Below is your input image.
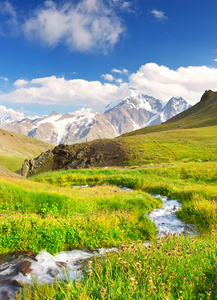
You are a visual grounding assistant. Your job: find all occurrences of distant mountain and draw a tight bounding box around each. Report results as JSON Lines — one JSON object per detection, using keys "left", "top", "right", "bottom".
{"left": 164, "top": 90, "right": 217, "bottom": 128}
{"left": 121, "top": 90, "right": 217, "bottom": 138}
{"left": 0, "top": 94, "right": 191, "bottom": 145}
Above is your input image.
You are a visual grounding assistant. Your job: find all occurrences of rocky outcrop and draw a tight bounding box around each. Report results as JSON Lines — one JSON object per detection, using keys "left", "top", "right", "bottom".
{"left": 21, "top": 139, "right": 128, "bottom": 176}
{"left": 52, "top": 140, "right": 127, "bottom": 170}
{"left": 21, "top": 150, "right": 54, "bottom": 177}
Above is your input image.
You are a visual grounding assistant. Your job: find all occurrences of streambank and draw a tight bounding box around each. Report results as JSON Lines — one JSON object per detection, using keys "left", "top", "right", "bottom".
{"left": 0, "top": 194, "right": 197, "bottom": 300}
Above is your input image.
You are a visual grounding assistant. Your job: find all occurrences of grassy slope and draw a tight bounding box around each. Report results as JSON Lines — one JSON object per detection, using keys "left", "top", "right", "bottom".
{"left": 116, "top": 125, "right": 217, "bottom": 166}
{"left": 0, "top": 129, "right": 53, "bottom": 172}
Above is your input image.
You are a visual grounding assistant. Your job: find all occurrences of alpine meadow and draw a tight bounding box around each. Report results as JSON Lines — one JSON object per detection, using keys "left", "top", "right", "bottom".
{"left": 0, "top": 90, "right": 216, "bottom": 299}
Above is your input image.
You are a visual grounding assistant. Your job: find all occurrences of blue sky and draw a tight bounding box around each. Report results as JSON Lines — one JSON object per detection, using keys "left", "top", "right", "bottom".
{"left": 1, "top": 0, "right": 217, "bottom": 118}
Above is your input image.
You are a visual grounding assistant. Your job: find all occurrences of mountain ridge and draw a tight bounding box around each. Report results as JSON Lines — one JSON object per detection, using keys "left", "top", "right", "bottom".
{"left": 0, "top": 94, "right": 191, "bottom": 145}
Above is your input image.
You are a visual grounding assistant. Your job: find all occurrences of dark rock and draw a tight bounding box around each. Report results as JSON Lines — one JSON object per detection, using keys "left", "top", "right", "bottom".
{"left": 21, "top": 150, "right": 54, "bottom": 177}
{"left": 52, "top": 139, "right": 127, "bottom": 171}
{"left": 15, "top": 260, "right": 32, "bottom": 276}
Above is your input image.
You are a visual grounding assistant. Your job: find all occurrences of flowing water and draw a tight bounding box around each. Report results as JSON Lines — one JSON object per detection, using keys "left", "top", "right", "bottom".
{"left": 150, "top": 195, "right": 197, "bottom": 237}
{"left": 0, "top": 194, "right": 196, "bottom": 300}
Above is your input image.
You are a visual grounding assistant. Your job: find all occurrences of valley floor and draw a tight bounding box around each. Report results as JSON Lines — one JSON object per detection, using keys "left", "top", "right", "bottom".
{"left": 0, "top": 161, "right": 216, "bottom": 299}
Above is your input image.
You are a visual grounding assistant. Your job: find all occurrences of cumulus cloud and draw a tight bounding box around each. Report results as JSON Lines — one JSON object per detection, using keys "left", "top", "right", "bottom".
{"left": 23, "top": 0, "right": 125, "bottom": 52}
{"left": 111, "top": 68, "right": 128, "bottom": 74}
{"left": 101, "top": 74, "right": 115, "bottom": 81}
{"left": 13, "top": 79, "right": 29, "bottom": 86}
{"left": 129, "top": 63, "right": 217, "bottom": 103}
{"left": 151, "top": 9, "right": 167, "bottom": 21}
{"left": 2, "top": 63, "right": 217, "bottom": 113}
{"left": 0, "top": 105, "right": 24, "bottom": 119}
{"left": 101, "top": 73, "right": 124, "bottom": 83}
{"left": 0, "top": 76, "right": 131, "bottom": 111}
{"left": 214, "top": 59, "right": 217, "bottom": 62}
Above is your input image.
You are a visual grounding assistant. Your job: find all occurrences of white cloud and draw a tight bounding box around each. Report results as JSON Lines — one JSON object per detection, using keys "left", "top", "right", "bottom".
{"left": 0, "top": 105, "right": 24, "bottom": 119}
{"left": 23, "top": 0, "right": 125, "bottom": 52}
{"left": 151, "top": 9, "right": 167, "bottom": 21}
{"left": 2, "top": 63, "right": 217, "bottom": 113}
{"left": 101, "top": 74, "right": 115, "bottom": 81}
{"left": 129, "top": 63, "right": 217, "bottom": 104}
{"left": 0, "top": 76, "right": 131, "bottom": 111}
{"left": 0, "top": 76, "right": 8, "bottom": 81}
{"left": 214, "top": 59, "right": 217, "bottom": 62}
{"left": 13, "top": 79, "right": 29, "bottom": 86}
{"left": 111, "top": 0, "right": 133, "bottom": 11}
{"left": 0, "top": 1, "right": 18, "bottom": 35}
{"left": 101, "top": 73, "right": 124, "bottom": 83}
{"left": 111, "top": 68, "right": 128, "bottom": 74}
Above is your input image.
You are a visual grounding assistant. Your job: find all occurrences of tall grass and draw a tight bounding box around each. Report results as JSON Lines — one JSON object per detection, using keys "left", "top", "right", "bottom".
{"left": 32, "top": 161, "right": 217, "bottom": 233}
{"left": 0, "top": 161, "right": 216, "bottom": 299}
{"left": 0, "top": 178, "right": 161, "bottom": 254}
{"left": 16, "top": 233, "right": 217, "bottom": 300}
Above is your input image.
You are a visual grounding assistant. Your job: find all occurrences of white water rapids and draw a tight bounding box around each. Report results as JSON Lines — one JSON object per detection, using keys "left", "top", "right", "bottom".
{"left": 0, "top": 194, "right": 197, "bottom": 300}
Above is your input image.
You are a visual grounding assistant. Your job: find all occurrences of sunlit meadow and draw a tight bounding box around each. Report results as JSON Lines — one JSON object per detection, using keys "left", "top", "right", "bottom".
{"left": 0, "top": 160, "right": 215, "bottom": 299}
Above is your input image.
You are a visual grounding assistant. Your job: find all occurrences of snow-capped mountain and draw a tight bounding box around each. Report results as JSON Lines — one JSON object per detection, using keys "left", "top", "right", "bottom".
{"left": 0, "top": 95, "right": 191, "bottom": 145}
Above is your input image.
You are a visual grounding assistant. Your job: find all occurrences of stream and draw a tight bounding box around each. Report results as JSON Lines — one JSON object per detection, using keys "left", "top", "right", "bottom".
{"left": 0, "top": 194, "right": 197, "bottom": 300}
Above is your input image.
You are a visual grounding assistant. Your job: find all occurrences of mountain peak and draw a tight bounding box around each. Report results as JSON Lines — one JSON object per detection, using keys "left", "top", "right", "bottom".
{"left": 48, "top": 111, "right": 60, "bottom": 117}
{"left": 102, "top": 94, "right": 163, "bottom": 114}
{"left": 169, "top": 96, "right": 185, "bottom": 101}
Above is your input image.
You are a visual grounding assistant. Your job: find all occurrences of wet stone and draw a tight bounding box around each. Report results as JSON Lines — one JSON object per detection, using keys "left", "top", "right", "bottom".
{"left": 15, "top": 260, "right": 32, "bottom": 276}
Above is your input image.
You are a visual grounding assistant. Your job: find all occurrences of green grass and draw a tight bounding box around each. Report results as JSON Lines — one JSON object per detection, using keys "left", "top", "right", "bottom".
{"left": 1, "top": 160, "right": 216, "bottom": 256}
{"left": 0, "top": 155, "right": 26, "bottom": 172}
{"left": 0, "top": 177, "right": 161, "bottom": 254}
{"left": 117, "top": 125, "right": 217, "bottom": 166}
{"left": 0, "top": 162, "right": 215, "bottom": 300}
{"left": 16, "top": 234, "right": 217, "bottom": 300}
{"left": 0, "top": 129, "right": 52, "bottom": 172}
{"left": 33, "top": 161, "right": 217, "bottom": 233}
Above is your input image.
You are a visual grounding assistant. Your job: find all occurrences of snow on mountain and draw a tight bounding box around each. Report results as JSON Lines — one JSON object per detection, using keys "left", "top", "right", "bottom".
{"left": 102, "top": 94, "right": 163, "bottom": 114}
{"left": 0, "top": 94, "right": 191, "bottom": 145}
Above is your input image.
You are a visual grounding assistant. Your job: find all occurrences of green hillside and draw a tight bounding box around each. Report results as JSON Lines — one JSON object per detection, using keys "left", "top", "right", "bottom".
{"left": 29, "top": 122, "right": 216, "bottom": 175}
{"left": 0, "top": 128, "right": 53, "bottom": 173}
